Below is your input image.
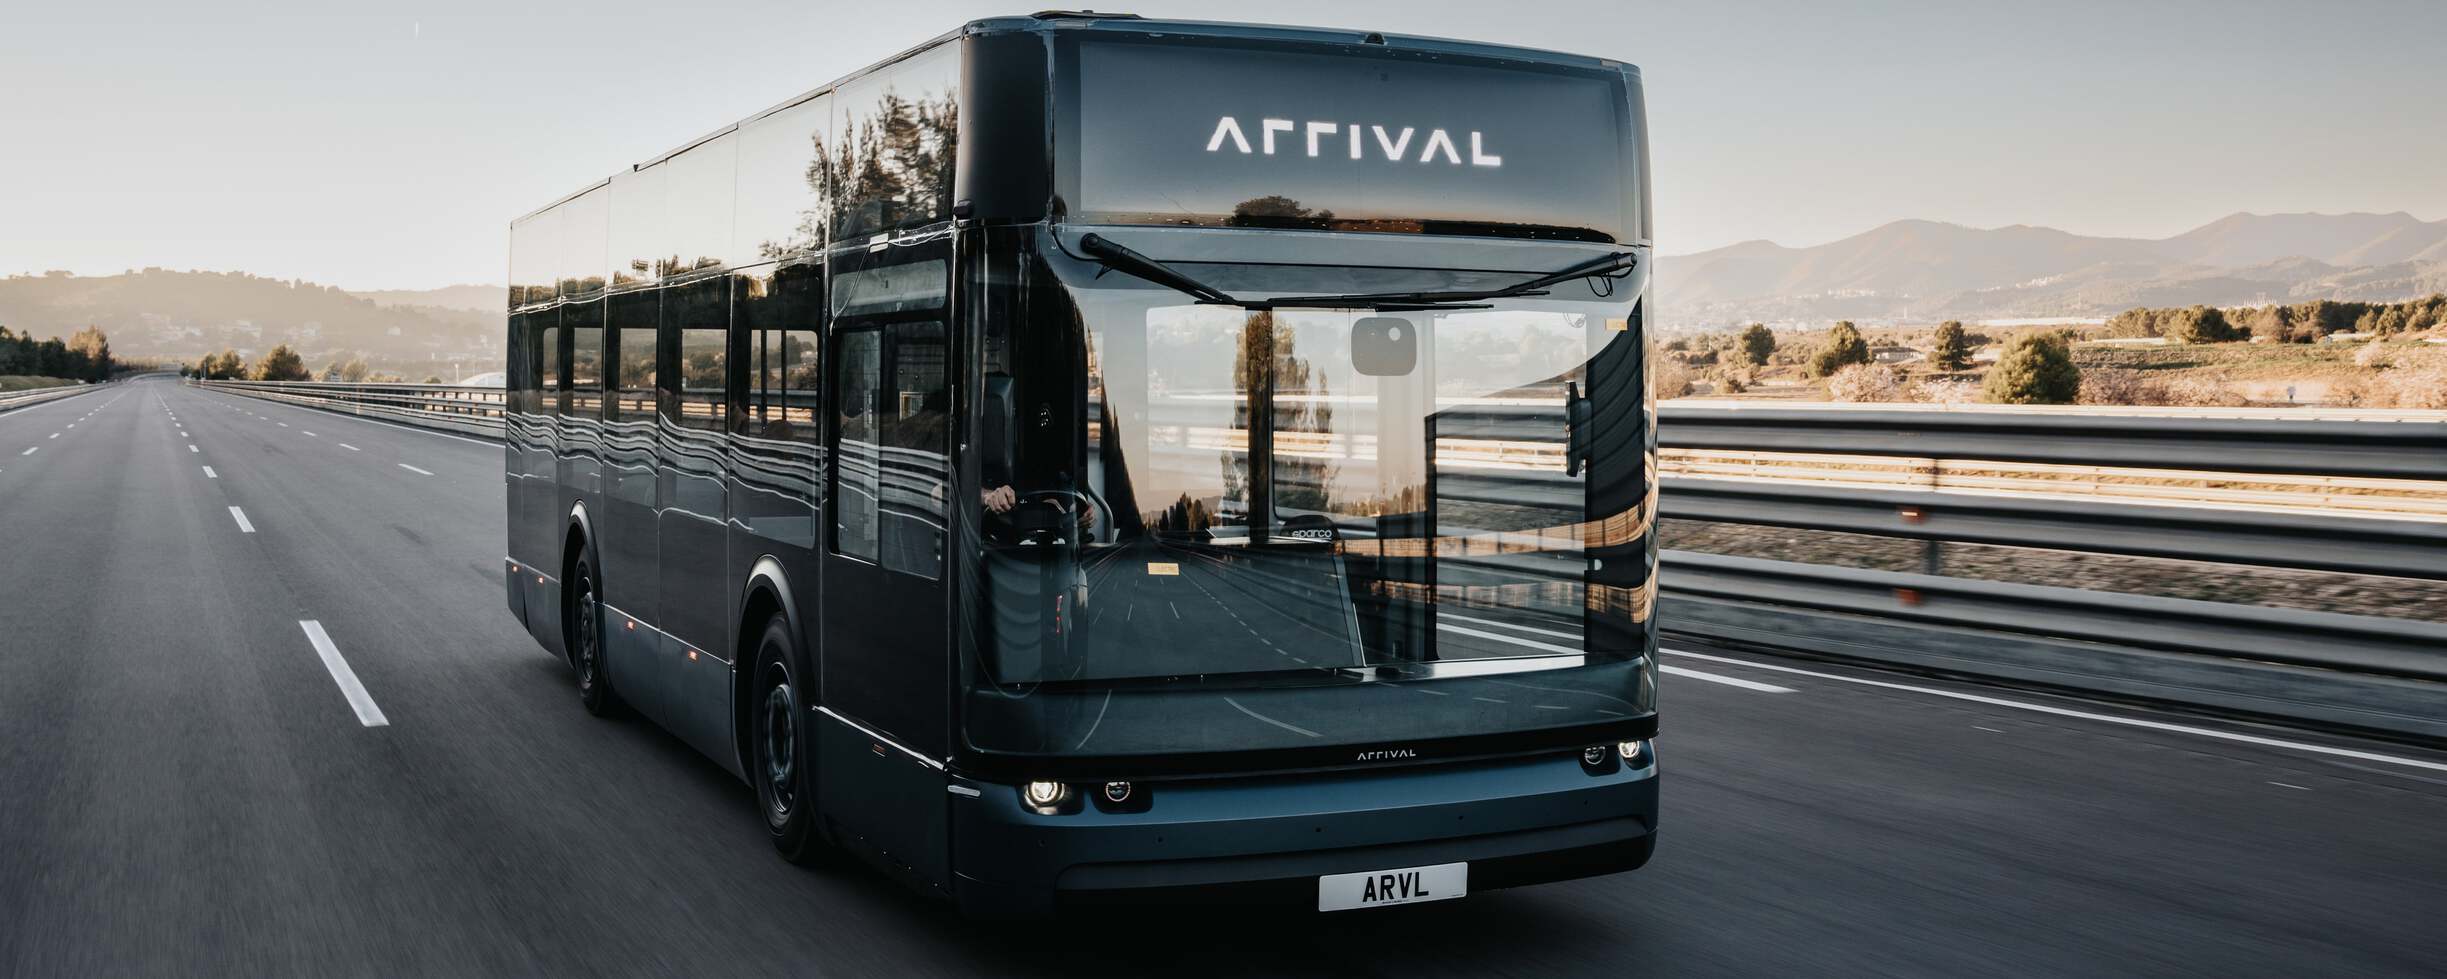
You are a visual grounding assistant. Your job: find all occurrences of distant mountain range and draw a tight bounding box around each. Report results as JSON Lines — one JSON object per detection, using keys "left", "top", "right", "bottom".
{"left": 1658, "top": 211, "right": 2447, "bottom": 332}
{"left": 0, "top": 270, "right": 503, "bottom": 374}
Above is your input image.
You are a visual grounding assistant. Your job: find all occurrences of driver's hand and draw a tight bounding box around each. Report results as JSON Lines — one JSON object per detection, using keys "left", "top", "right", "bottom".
{"left": 983, "top": 485, "right": 1016, "bottom": 513}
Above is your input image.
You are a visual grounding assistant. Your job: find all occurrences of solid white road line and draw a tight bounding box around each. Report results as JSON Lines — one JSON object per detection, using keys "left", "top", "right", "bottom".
{"left": 1659, "top": 664, "right": 1797, "bottom": 693}
{"left": 228, "top": 506, "right": 255, "bottom": 532}
{"left": 338, "top": 443, "right": 360, "bottom": 451}
{"left": 299, "top": 620, "right": 390, "bottom": 728}
{"left": 1663, "top": 648, "right": 2447, "bottom": 774}
{"left": 202, "top": 466, "right": 218, "bottom": 479}
{"left": 397, "top": 463, "right": 433, "bottom": 476}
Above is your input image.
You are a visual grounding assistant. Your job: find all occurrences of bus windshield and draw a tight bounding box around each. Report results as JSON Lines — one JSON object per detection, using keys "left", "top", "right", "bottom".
{"left": 978, "top": 250, "right": 1651, "bottom": 693}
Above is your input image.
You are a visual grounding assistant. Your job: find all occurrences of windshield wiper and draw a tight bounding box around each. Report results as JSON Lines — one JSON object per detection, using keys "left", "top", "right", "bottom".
{"left": 1076, "top": 233, "right": 1239, "bottom": 305}
{"left": 1076, "top": 233, "right": 1490, "bottom": 311}
{"left": 1265, "top": 250, "right": 1638, "bottom": 309}
{"left": 1075, "top": 233, "right": 1636, "bottom": 312}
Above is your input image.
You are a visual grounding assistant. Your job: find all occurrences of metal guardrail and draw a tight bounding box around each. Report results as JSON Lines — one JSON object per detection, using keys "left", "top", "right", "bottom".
{"left": 1664, "top": 551, "right": 2447, "bottom": 683}
{"left": 197, "top": 379, "right": 505, "bottom": 437}
{"left": 1656, "top": 402, "right": 2447, "bottom": 480}
{"left": 0, "top": 383, "right": 96, "bottom": 413}
{"left": 202, "top": 379, "right": 2447, "bottom": 686}
{"left": 1658, "top": 478, "right": 2447, "bottom": 581}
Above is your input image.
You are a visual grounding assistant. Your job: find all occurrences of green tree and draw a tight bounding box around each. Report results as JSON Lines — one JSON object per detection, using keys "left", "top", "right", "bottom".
{"left": 1737, "top": 323, "right": 1775, "bottom": 367}
{"left": 253, "top": 344, "right": 309, "bottom": 381}
{"left": 1808, "top": 321, "right": 1870, "bottom": 377}
{"left": 201, "top": 349, "right": 247, "bottom": 380}
{"left": 1931, "top": 320, "right": 1972, "bottom": 371}
{"left": 65, "top": 326, "right": 111, "bottom": 381}
{"left": 2168, "top": 305, "right": 2242, "bottom": 343}
{"left": 1981, "top": 333, "right": 2081, "bottom": 404}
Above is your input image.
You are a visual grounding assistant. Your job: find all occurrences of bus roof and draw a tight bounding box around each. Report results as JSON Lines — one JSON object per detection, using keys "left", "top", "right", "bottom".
{"left": 515, "top": 13, "right": 1640, "bottom": 227}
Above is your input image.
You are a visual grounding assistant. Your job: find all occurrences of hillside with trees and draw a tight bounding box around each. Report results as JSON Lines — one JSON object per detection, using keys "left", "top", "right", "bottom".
{"left": 1657, "top": 293, "right": 2447, "bottom": 408}
{"left": 0, "top": 269, "right": 501, "bottom": 381}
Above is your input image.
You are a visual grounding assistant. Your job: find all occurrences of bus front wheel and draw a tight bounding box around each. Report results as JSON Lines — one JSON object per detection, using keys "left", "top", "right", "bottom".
{"left": 753, "top": 615, "right": 824, "bottom": 864}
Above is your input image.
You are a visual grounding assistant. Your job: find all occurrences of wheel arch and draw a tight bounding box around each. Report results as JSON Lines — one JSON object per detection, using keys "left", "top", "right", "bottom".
{"left": 734, "top": 555, "right": 806, "bottom": 776}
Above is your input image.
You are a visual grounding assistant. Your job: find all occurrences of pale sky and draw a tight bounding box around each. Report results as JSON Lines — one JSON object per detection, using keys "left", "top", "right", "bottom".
{"left": 4, "top": 0, "right": 2442, "bottom": 289}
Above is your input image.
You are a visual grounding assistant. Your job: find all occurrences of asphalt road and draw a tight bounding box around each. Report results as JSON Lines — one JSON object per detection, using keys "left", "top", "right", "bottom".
{"left": 3, "top": 376, "right": 2444, "bottom": 977}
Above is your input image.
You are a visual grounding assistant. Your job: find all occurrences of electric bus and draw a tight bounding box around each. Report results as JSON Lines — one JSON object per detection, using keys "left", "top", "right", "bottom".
{"left": 504, "top": 12, "right": 1658, "bottom": 916}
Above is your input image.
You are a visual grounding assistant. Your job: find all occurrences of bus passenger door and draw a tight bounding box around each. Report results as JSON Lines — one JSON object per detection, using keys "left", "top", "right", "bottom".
{"left": 819, "top": 249, "right": 952, "bottom": 889}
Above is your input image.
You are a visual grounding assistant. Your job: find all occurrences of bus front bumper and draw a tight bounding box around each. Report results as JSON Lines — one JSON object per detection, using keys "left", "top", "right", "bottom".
{"left": 947, "top": 748, "right": 1657, "bottom": 917}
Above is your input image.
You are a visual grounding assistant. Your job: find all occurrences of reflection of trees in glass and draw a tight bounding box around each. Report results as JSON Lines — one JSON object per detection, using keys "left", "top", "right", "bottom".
{"left": 816, "top": 90, "right": 958, "bottom": 241}
{"left": 1228, "top": 196, "right": 1334, "bottom": 231}
{"left": 1148, "top": 493, "right": 1219, "bottom": 534}
{"left": 684, "top": 349, "right": 724, "bottom": 389}
{"left": 1227, "top": 312, "right": 1338, "bottom": 515}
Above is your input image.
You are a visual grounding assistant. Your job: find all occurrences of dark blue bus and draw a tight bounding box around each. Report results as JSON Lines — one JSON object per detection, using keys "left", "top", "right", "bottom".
{"left": 504, "top": 12, "right": 1657, "bottom": 916}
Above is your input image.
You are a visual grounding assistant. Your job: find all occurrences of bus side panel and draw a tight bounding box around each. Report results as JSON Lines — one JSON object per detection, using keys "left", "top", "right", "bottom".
{"left": 816, "top": 711, "right": 950, "bottom": 894}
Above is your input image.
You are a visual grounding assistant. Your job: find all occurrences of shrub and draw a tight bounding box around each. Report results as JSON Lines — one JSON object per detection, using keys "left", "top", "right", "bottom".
{"left": 1808, "top": 321, "right": 1871, "bottom": 377}
{"left": 2079, "top": 368, "right": 2151, "bottom": 405}
{"left": 1980, "top": 333, "right": 2080, "bottom": 404}
{"left": 1737, "top": 323, "right": 1775, "bottom": 367}
{"left": 1711, "top": 365, "right": 1753, "bottom": 394}
{"left": 1825, "top": 363, "right": 1914, "bottom": 402}
{"left": 1653, "top": 361, "right": 1696, "bottom": 400}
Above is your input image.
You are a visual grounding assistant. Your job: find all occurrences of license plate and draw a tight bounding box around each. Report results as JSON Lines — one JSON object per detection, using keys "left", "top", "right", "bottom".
{"left": 1317, "top": 862, "right": 1467, "bottom": 912}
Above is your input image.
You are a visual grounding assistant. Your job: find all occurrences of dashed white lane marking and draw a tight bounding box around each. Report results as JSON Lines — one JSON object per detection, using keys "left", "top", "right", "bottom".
{"left": 228, "top": 506, "right": 256, "bottom": 533}
{"left": 1659, "top": 664, "right": 1797, "bottom": 693}
{"left": 202, "top": 466, "right": 218, "bottom": 479}
{"left": 277, "top": 422, "right": 289, "bottom": 428}
{"left": 301, "top": 431, "right": 316, "bottom": 437}
{"left": 397, "top": 463, "right": 433, "bottom": 476}
{"left": 19, "top": 447, "right": 34, "bottom": 456}
{"left": 1663, "top": 648, "right": 2447, "bottom": 774}
{"left": 188, "top": 445, "right": 199, "bottom": 453}
{"left": 299, "top": 620, "right": 389, "bottom": 728}
{"left": 338, "top": 443, "right": 360, "bottom": 451}
{"left": 1974, "top": 725, "right": 2006, "bottom": 733}
{"left": 47, "top": 433, "right": 58, "bottom": 439}
{"left": 2269, "top": 781, "right": 2311, "bottom": 791}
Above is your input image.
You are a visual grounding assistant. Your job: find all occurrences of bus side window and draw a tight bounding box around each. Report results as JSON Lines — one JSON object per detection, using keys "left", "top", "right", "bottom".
{"left": 833, "top": 329, "right": 882, "bottom": 563}
{"left": 741, "top": 262, "right": 822, "bottom": 442}
{"left": 880, "top": 320, "right": 947, "bottom": 579}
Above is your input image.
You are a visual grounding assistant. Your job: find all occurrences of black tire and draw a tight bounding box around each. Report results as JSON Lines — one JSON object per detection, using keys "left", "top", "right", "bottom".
{"left": 570, "top": 557, "right": 621, "bottom": 717}
{"left": 752, "top": 614, "right": 825, "bottom": 864}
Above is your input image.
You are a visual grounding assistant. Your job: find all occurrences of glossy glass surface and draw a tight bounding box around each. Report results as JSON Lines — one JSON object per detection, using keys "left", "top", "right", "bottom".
{"left": 830, "top": 44, "right": 959, "bottom": 239}
{"left": 1064, "top": 36, "right": 1636, "bottom": 243}
{"left": 734, "top": 95, "right": 832, "bottom": 262}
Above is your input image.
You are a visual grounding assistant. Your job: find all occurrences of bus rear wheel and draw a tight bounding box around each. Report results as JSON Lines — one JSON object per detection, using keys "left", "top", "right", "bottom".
{"left": 570, "top": 558, "right": 621, "bottom": 717}
{"left": 753, "top": 615, "right": 824, "bottom": 864}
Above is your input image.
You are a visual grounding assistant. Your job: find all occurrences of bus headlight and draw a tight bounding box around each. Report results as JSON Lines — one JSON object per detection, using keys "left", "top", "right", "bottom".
{"left": 1021, "top": 781, "right": 1069, "bottom": 813}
